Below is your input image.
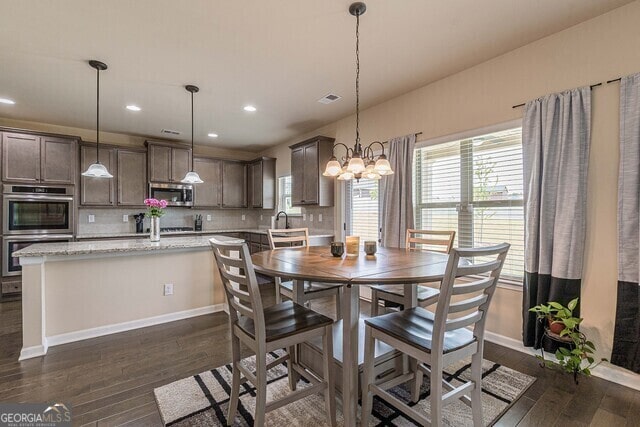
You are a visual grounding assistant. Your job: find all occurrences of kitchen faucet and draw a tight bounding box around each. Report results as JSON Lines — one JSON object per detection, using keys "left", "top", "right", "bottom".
{"left": 275, "top": 211, "right": 290, "bottom": 229}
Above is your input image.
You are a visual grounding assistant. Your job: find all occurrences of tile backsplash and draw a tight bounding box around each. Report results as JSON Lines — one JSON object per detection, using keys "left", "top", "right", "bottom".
{"left": 77, "top": 206, "right": 335, "bottom": 235}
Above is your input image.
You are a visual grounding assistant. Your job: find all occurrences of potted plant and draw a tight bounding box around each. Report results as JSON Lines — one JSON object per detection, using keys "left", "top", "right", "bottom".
{"left": 529, "top": 298, "right": 607, "bottom": 384}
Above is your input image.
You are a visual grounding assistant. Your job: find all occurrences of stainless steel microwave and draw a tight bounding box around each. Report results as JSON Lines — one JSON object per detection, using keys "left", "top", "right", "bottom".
{"left": 148, "top": 183, "right": 194, "bottom": 207}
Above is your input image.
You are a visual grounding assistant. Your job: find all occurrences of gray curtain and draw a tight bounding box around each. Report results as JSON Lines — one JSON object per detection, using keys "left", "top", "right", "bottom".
{"left": 521, "top": 87, "right": 592, "bottom": 349}
{"left": 380, "top": 133, "right": 416, "bottom": 248}
{"left": 612, "top": 72, "right": 640, "bottom": 373}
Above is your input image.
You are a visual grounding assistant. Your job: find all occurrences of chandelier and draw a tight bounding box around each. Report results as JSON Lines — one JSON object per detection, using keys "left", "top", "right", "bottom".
{"left": 323, "top": 2, "right": 393, "bottom": 181}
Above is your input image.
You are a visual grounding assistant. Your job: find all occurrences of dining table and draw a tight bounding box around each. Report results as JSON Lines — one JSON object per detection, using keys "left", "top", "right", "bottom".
{"left": 251, "top": 244, "right": 455, "bottom": 426}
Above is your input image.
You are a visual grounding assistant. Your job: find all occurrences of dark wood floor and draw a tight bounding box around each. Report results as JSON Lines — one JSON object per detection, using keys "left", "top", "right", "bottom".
{"left": 1, "top": 290, "right": 638, "bottom": 426}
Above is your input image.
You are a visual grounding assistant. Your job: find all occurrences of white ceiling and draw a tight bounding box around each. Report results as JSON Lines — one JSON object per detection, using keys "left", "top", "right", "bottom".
{"left": 0, "top": 0, "right": 632, "bottom": 152}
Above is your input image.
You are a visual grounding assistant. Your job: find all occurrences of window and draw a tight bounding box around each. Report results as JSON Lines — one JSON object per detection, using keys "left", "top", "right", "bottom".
{"left": 346, "top": 179, "right": 380, "bottom": 242}
{"left": 277, "top": 176, "right": 301, "bottom": 215}
{"left": 414, "top": 127, "right": 524, "bottom": 281}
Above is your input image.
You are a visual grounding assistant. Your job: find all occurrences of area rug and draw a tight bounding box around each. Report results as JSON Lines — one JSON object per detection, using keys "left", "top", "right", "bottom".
{"left": 154, "top": 351, "right": 535, "bottom": 426}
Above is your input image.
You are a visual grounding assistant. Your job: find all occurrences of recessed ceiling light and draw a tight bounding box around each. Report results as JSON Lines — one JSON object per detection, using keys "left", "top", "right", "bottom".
{"left": 0, "top": 98, "right": 15, "bottom": 105}
{"left": 243, "top": 105, "right": 257, "bottom": 112}
{"left": 126, "top": 105, "right": 141, "bottom": 111}
{"left": 208, "top": 133, "right": 218, "bottom": 138}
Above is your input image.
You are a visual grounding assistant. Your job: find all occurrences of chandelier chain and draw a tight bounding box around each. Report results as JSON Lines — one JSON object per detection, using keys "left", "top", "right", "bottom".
{"left": 355, "top": 11, "right": 360, "bottom": 149}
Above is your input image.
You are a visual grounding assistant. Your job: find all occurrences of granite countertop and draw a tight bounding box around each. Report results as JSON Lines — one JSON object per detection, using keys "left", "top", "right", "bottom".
{"left": 13, "top": 235, "right": 246, "bottom": 258}
{"left": 76, "top": 229, "right": 335, "bottom": 239}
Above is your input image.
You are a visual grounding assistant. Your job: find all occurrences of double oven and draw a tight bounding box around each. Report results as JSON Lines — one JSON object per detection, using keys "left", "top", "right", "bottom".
{"left": 2, "top": 184, "right": 74, "bottom": 278}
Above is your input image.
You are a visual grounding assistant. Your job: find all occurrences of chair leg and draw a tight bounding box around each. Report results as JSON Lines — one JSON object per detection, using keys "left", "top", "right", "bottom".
{"left": 470, "top": 351, "right": 483, "bottom": 426}
{"left": 371, "top": 290, "right": 379, "bottom": 316}
{"left": 361, "top": 325, "right": 375, "bottom": 426}
{"left": 227, "top": 335, "right": 241, "bottom": 426}
{"left": 287, "top": 345, "right": 298, "bottom": 391}
{"left": 335, "top": 289, "right": 342, "bottom": 320}
{"left": 409, "top": 357, "right": 422, "bottom": 403}
{"left": 322, "top": 325, "right": 337, "bottom": 427}
{"left": 275, "top": 277, "right": 282, "bottom": 304}
{"left": 430, "top": 360, "right": 443, "bottom": 427}
{"left": 254, "top": 352, "right": 267, "bottom": 427}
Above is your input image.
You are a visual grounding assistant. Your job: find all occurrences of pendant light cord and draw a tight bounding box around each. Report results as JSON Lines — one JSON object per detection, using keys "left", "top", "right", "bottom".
{"left": 96, "top": 67, "right": 100, "bottom": 164}
{"left": 191, "top": 89, "right": 194, "bottom": 171}
{"left": 355, "top": 11, "right": 361, "bottom": 152}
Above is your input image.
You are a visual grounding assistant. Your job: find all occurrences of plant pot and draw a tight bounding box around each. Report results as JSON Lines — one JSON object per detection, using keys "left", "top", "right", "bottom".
{"left": 548, "top": 317, "right": 565, "bottom": 335}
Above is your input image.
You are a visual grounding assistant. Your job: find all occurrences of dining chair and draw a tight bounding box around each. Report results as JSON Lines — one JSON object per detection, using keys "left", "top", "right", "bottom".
{"left": 267, "top": 228, "right": 342, "bottom": 319}
{"left": 361, "top": 242, "right": 510, "bottom": 426}
{"left": 210, "top": 238, "right": 336, "bottom": 427}
{"left": 370, "top": 229, "right": 456, "bottom": 316}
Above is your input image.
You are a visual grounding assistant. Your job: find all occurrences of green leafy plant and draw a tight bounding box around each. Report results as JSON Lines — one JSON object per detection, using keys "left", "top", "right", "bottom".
{"left": 529, "top": 298, "right": 607, "bottom": 383}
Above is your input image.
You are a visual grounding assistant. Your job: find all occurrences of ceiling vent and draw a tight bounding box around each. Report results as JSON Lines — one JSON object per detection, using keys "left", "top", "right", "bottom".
{"left": 318, "top": 93, "right": 342, "bottom": 104}
{"left": 160, "top": 129, "right": 181, "bottom": 136}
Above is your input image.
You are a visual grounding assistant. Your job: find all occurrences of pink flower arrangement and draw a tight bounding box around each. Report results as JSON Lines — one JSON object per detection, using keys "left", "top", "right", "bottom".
{"left": 144, "top": 198, "right": 168, "bottom": 217}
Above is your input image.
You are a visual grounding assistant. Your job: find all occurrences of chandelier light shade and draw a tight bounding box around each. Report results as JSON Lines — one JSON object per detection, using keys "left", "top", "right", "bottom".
{"left": 82, "top": 60, "right": 113, "bottom": 179}
{"left": 322, "top": 2, "right": 394, "bottom": 182}
{"left": 181, "top": 85, "right": 204, "bottom": 184}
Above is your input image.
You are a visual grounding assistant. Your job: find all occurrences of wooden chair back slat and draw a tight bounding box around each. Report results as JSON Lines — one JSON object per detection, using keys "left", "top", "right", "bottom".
{"left": 405, "top": 229, "right": 455, "bottom": 253}
{"left": 268, "top": 228, "right": 310, "bottom": 249}
{"left": 432, "top": 243, "right": 510, "bottom": 352}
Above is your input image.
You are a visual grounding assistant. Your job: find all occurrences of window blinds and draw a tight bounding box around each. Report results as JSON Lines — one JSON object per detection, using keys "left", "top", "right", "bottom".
{"left": 414, "top": 128, "right": 524, "bottom": 281}
{"left": 345, "top": 179, "right": 380, "bottom": 242}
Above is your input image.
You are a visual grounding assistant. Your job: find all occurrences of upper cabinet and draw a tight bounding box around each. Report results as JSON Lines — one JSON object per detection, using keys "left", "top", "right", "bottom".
{"left": 146, "top": 141, "right": 191, "bottom": 183}
{"left": 221, "top": 160, "right": 247, "bottom": 208}
{"left": 80, "top": 144, "right": 116, "bottom": 206}
{"left": 117, "top": 148, "right": 147, "bottom": 206}
{"left": 2, "top": 132, "right": 77, "bottom": 184}
{"left": 248, "top": 157, "right": 276, "bottom": 209}
{"left": 193, "top": 157, "right": 222, "bottom": 208}
{"left": 290, "top": 135, "right": 334, "bottom": 207}
{"left": 80, "top": 144, "right": 147, "bottom": 207}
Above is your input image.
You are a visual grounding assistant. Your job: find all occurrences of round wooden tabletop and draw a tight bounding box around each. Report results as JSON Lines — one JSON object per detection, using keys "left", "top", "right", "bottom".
{"left": 251, "top": 245, "right": 452, "bottom": 285}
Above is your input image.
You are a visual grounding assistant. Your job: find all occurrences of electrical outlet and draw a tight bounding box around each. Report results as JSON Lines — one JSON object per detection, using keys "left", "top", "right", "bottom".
{"left": 122, "top": 214, "right": 128, "bottom": 223}
{"left": 303, "top": 213, "right": 307, "bottom": 221}
{"left": 88, "top": 214, "right": 95, "bottom": 223}
{"left": 206, "top": 214, "right": 212, "bottom": 221}
{"left": 319, "top": 214, "right": 323, "bottom": 222}
{"left": 260, "top": 214, "right": 263, "bottom": 221}
{"left": 242, "top": 214, "right": 246, "bottom": 221}
{"left": 163, "top": 283, "right": 174, "bottom": 296}
{"left": 310, "top": 214, "right": 314, "bottom": 222}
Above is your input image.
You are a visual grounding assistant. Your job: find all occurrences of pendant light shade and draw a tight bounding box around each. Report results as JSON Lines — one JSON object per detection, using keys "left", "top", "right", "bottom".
{"left": 181, "top": 85, "right": 204, "bottom": 184}
{"left": 82, "top": 60, "right": 113, "bottom": 179}
{"left": 374, "top": 154, "right": 394, "bottom": 175}
{"left": 322, "top": 156, "right": 342, "bottom": 177}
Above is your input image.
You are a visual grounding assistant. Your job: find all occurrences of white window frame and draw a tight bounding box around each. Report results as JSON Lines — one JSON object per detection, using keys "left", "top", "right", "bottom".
{"left": 277, "top": 176, "right": 302, "bottom": 216}
{"left": 415, "top": 119, "right": 524, "bottom": 291}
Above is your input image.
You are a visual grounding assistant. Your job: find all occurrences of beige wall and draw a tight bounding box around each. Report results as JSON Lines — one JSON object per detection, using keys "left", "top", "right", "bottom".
{"left": 261, "top": 1, "right": 640, "bottom": 363}
{"left": 0, "top": 117, "right": 257, "bottom": 160}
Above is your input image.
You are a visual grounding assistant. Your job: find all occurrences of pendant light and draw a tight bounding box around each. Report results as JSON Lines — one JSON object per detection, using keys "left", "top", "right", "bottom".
{"left": 322, "top": 2, "right": 394, "bottom": 181}
{"left": 181, "top": 85, "right": 204, "bottom": 184}
{"left": 82, "top": 60, "right": 113, "bottom": 178}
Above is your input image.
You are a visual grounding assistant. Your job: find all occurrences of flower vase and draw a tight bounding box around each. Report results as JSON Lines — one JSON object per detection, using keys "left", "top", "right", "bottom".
{"left": 150, "top": 216, "right": 160, "bottom": 242}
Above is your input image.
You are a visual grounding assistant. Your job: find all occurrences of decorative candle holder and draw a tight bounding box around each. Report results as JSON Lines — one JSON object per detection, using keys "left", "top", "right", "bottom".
{"left": 346, "top": 236, "right": 360, "bottom": 257}
{"left": 330, "top": 242, "right": 345, "bottom": 257}
{"left": 364, "top": 240, "right": 377, "bottom": 256}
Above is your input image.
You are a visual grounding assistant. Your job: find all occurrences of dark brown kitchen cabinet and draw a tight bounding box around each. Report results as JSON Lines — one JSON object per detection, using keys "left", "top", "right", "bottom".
{"left": 117, "top": 148, "right": 147, "bottom": 206}
{"left": 2, "top": 132, "right": 77, "bottom": 184}
{"left": 80, "top": 143, "right": 116, "bottom": 206}
{"left": 248, "top": 157, "right": 276, "bottom": 209}
{"left": 145, "top": 141, "right": 191, "bottom": 183}
{"left": 221, "top": 160, "right": 247, "bottom": 208}
{"left": 290, "top": 135, "right": 334, "bottom": 207}
{"left": 193, "top": 157, "right": 222, "bottom": 207}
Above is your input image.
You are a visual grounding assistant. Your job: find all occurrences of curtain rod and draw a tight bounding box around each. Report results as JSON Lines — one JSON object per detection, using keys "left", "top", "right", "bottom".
{"left": 511, "top": 82, "right": 606, "bottom": 109}
{"left": 379, "top": 131, "right": 423, "bottom": 144}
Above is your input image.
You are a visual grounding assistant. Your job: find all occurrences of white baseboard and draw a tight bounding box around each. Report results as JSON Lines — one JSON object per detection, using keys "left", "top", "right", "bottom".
{"left": 484, "top": 331, "right": 640, "bottom": 391}
{"left": 19, "top": 344, "right": 48, "bottom": 361}
{"left": 44, "top": 304, "right": 226, "bottom": 348}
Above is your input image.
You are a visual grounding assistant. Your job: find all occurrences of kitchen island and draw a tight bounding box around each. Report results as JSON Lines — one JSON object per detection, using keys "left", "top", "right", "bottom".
{"left": 15, "top": 235, "right": 238, "bottom": 360}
